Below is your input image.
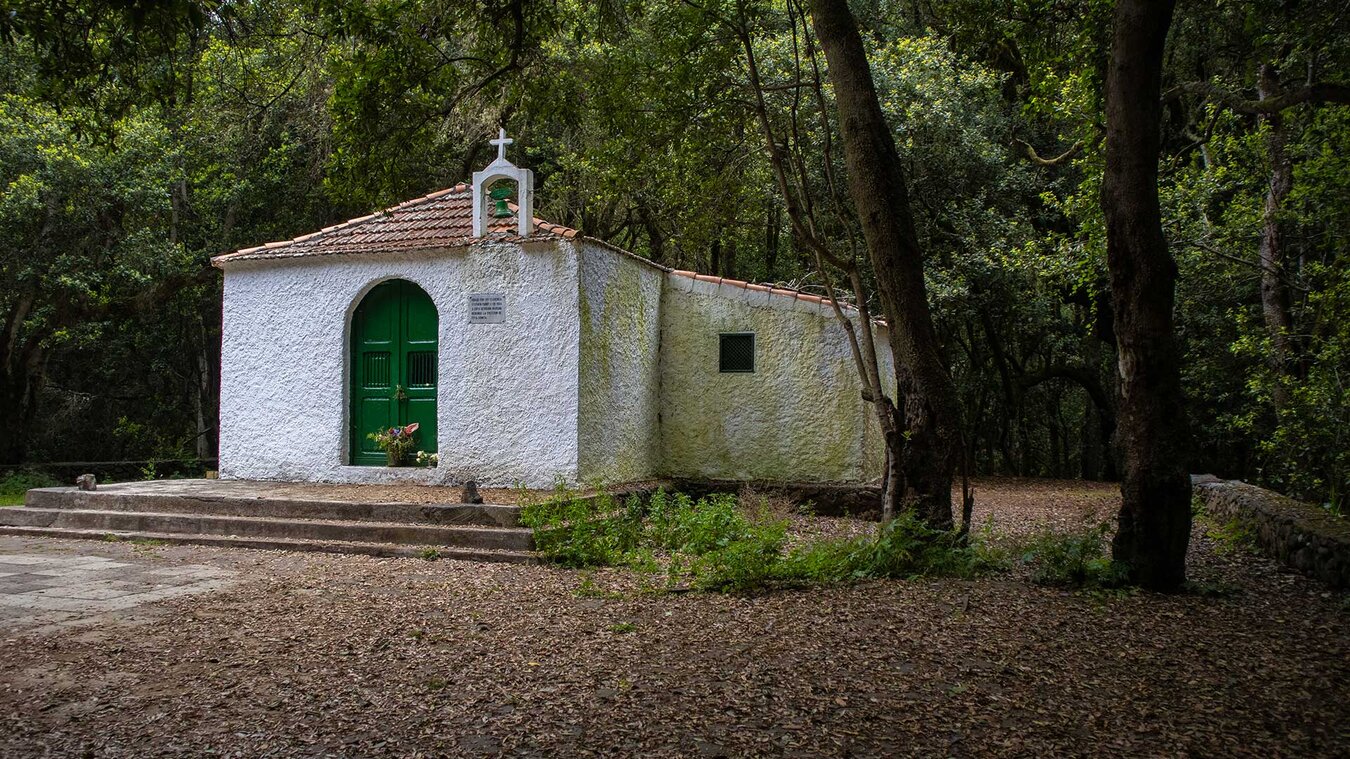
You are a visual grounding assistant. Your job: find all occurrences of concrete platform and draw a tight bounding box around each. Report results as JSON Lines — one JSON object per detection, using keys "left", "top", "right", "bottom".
{"left": 24, "top": 479, "right": 522, "bottom": 526}
{"left": 0, "top": 480, "right": 537, "bottom": 563}
{"left": 0, "top": 544, "right": 236, "bottom": 633}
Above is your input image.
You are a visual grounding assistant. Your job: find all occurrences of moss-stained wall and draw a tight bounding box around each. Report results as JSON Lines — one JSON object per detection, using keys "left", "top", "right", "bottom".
{"left": 576, "top": 243, "right": 664, "bottom": 483}
{"left": 659, "top": 275, "right": 887, "bottom": 483}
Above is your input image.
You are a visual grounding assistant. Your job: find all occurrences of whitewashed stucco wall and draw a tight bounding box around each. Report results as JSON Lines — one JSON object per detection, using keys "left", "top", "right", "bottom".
{"left": 658, "top": 276, "right": 886, "bottom": 483}
{"left": 576, "top": 243, "right": 664, "bottom": 484}
{"left": 218, "top": 241, "right": 581, "bottom": 487}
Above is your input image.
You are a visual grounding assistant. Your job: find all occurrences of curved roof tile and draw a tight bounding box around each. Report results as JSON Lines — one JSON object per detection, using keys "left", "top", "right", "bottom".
{"left": 212, "top": 184, "right": 578, "bottom": 266}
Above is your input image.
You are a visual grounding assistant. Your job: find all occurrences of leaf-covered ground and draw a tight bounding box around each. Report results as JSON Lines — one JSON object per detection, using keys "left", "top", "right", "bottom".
{"left": 0, "top": 478, "right": 1346, "bottom": 757}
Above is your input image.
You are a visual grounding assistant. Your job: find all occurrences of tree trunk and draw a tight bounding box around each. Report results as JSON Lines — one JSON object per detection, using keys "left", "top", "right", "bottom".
{"left": 809, "top": 0, "right": 960, "bottom": 528}
{"left": 639, "top": 206, "right": 666, "bottom": 266}
{"left": 764, "top": 200, "right": 780, "bottom": 279}
{"left": 1257, "top": 63, "right": 1295, "bottom": 413}
{"left": 1101, "top": 0, "right": 1192, "bottom": 591}
{"left": 0, "top": 343, "right": 44, "bottom": 466}
{"left": 194, "top": 313, "right": 218, "bottom": 461}
{"left": 0, "top": 379, "right": 28, "bottom": 465}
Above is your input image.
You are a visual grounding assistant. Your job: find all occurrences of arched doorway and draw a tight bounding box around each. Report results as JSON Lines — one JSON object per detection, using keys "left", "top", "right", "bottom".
{"left": 350, "top": 279, "right": 438, "bottom": 465}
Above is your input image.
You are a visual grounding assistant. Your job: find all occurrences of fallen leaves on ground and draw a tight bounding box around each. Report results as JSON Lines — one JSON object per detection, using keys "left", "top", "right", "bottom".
{"left": 0, "top": 477, "right": 1345, "bottom": 758}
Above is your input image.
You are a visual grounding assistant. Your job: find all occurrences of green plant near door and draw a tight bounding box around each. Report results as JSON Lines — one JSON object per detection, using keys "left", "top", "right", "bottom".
{"left": 369, "top": 422, "right": 420, "bottom": 466}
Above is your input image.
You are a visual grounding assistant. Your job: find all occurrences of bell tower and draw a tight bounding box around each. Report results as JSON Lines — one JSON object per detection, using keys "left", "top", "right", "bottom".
{"left": 471, "top": 128, "right": 534, "bottom": 237}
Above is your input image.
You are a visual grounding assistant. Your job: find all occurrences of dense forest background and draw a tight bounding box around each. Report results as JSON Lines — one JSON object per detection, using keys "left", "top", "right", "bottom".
{"left": 0, "top": 0, "right": 1345, "bottom": 509}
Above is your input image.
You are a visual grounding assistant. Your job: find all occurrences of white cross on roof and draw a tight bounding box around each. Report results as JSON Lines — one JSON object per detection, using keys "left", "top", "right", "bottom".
{"left": 490, "top": 128, "right": 513, "bottom": 162}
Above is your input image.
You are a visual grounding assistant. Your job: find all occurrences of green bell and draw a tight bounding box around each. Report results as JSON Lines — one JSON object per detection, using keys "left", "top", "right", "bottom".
{"left": 489, "top": 184, "right": 514, "bottom": 218}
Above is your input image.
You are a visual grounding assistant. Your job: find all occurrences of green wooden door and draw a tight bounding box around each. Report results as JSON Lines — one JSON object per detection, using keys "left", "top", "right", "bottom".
{"left": 350, "top": 280, "right": 438, "bottom": 465}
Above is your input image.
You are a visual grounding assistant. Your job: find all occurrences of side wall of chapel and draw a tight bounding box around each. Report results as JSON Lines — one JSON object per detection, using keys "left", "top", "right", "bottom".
{"left": 656, "top": 271, "right": 889, "bottom": 484}
{"left": 576, "top": 242, "right": 665, "bottom": 484}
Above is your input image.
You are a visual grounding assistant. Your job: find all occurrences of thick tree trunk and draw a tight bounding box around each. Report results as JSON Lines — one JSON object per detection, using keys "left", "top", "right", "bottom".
{"left": 809, "top": 0, "right": 960, "bottom": 528}
{"left": 0, "top": 381, "right": 27, "bottom": 464}
{"left": 0, "top": 347, "right": 44, "bottom": 466}
{"left": 1101, "top": 0, "right": 1192, "bottom": 590}
{"left": 1257, "top": 63, "right": 1295, "bottom": 413}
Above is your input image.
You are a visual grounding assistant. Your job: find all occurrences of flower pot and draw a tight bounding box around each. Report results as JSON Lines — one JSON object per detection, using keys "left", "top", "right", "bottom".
{"left": 386, "top": 449, "right": 407, "bottom": 467}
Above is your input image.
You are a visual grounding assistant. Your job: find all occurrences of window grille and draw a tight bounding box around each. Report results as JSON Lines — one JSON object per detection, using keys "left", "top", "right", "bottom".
{"left": 407, "top": 351, "right": 437, "bottom": 387}
{"left": 362, "top": 352, "right": 391, "bottom": 388}
{"left": 719, "top": 333, "right": 756, "bottom": 373}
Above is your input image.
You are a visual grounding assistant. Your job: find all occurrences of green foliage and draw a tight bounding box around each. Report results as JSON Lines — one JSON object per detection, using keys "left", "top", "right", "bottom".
{"left": 778, "top": 511, "right": 1004, "bottom": 586}
{"left": 519, "top": 485, "right": 641, "bottom": 568}
{"left": 521, "top": 486, "right": 785, "bottom": 572}
{"left": 523, "top": 486, "right": 1002, "bottom": 593}
{"left": 1198, "top": 516, "right": 1258, "bottom": 556}
{"left": 1015, "top": 522, "right": 1127, "bottom": 589}
{"left": 0, "top": 469, "right": 58, "bottom": 505}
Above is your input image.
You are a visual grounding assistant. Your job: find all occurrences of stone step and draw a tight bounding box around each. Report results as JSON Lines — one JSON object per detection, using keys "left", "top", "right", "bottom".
{"left": 0, "top": 508, "right": 533, "bottom": 551}
{"left": 25, "top": 487, "right": 522, "bottom": 528}
{"left": 0, "top": 526, "right": 538, "bottom": 564}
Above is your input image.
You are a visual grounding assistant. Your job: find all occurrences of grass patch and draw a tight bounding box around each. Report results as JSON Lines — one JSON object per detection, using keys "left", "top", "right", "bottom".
{"left": 1193, "top": 495, "right": 1259, "bottom": 556}
{"left": 1200, "top": 516, "right": 1258, "bottom": 555}
{"left": 522, "top": 485, "right": 1005, "bottom": 594}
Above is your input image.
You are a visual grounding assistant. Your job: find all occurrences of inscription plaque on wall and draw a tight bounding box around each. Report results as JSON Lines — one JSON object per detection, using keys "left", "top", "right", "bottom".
{"left": 468, "top": 293, "right": 506, "bottom": 324}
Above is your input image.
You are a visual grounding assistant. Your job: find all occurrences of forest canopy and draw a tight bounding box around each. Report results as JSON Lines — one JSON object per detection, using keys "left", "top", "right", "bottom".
{"left": 0, "top": 0, "right": 1346, "bottom": 511}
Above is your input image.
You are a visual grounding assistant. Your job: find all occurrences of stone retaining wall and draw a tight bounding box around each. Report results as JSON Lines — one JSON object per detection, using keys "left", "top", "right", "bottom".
{"left": 669, "top": 479, "right": 882, "bottom": 520}
{"left": 1194, "top": 478, "right": 1350, "bottom": 589}
{"left": 570, "top": 480, "right": 883, "bottom": 520}
{"left": 0, "top": 460, "right": 216, "bottom": 484}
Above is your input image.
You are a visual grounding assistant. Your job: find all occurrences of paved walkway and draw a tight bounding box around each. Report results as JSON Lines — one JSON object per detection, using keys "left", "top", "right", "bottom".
{"left": 0, "top": 546, "right": 235, "bottom": 634}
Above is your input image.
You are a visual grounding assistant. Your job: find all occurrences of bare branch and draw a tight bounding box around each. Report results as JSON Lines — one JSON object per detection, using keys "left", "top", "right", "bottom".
{"left": 1167, "top": 81, "right": 1350, "bottom": 114}
{"left": 1014, "top": 138, "right": 1085, "bottom": 166}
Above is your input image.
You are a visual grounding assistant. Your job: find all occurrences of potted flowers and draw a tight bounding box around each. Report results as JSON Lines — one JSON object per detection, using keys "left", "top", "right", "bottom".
{"left": 368, "top": 422, "right": 420, "bottom": 467}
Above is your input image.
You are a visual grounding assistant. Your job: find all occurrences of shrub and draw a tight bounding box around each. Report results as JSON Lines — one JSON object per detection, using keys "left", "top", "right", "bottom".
{"left": 1015, "top": 522, "right": 1126, "bottom": 588}
{"left": 777, "top": 511, "right": 1004, "bottom": 584}
{"left": 523, "top": 486, "right": 1006, "bottom": 593}
{"left": 688, "top": 519, "right": 788, "bottom": 592}
{"left": 519, "top": 486, "right": 643, "bottom": 568}
{"left": 0, "top": 470, "right": 59, "bottom": 505}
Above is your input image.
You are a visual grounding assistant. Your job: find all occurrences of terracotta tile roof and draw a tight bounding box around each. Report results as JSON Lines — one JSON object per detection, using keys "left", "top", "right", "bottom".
{"left": 212, "top": 184, "right": 578, "bottom": 266}
{"left": 211, "top": 183, "right": 872, "bottom": 320}
{"left": 668, "top": 270, "right": 837, "bottom": 308}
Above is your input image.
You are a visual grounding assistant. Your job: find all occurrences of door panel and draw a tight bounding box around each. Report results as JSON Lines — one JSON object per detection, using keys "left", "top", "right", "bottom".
{"left": 400, "top": 280, "right": 438, "bottom": 456}
{"left": 350, "top": 280, "right": 439, "bottom": 465}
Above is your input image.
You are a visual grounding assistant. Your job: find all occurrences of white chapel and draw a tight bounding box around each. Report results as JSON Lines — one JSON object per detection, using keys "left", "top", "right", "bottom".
{"left": 212, "top": 132, "right": 891, "bottom": 488}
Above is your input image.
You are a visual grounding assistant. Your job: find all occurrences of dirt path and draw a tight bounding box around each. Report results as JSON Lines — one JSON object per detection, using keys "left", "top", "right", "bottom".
{"left": 0, "top": 478, "right": 1345, "bottom": 758}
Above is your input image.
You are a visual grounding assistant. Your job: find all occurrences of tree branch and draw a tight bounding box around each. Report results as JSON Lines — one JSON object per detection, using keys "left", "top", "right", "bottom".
{"left": 1014, "top": 138, "right": 1085, "bottom": 166}
{"left": 1168, "top": 81, "right": 1350, "bottom": 114}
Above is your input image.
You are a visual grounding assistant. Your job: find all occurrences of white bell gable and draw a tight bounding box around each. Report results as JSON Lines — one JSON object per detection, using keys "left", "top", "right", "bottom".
{"left": 472, "top": 128, "right": 534, "bottom": 237}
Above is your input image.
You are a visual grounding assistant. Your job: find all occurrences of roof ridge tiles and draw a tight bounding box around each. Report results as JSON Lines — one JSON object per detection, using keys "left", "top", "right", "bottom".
{"left": 214, "top": 182, "right": 583, "bottom": 265}
{"left": 663, "top": 268, "right": 860, "bottom": 311}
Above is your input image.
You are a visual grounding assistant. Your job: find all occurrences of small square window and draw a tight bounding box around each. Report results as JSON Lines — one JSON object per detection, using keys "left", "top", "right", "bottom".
{"left": 719, "top": 333, "right": 755, "bottom": 373}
